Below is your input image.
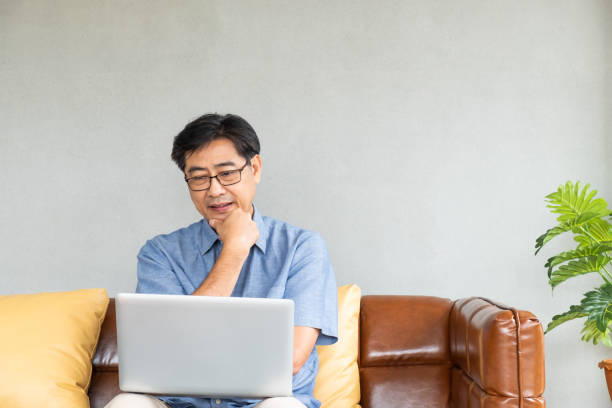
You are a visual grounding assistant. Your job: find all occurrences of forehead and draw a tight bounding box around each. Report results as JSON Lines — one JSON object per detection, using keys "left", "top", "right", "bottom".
{"left": 185, "top": 138, "right": 241, "bottom": 169}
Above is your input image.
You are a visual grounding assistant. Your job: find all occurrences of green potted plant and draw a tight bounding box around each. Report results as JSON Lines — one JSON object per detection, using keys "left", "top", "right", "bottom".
{"left": 535, "top": 181, "right": 612, "bottom": 398}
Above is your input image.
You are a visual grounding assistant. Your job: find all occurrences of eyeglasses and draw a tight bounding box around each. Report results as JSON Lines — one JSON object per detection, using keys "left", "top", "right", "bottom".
{"left": 184, "top": 161, "right": 250, "bottom": 191}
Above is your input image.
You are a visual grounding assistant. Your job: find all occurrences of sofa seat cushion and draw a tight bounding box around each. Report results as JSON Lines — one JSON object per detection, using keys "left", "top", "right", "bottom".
{"left": 314, "top": 284, "right": 361, "bottom": 408}
{"left": 0, "top": 288, "right": 109, "bottom": 408}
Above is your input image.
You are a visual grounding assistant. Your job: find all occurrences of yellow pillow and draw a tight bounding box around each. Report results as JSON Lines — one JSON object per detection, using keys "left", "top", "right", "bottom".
{"left": 0, "top": 288, "right": 109, "bottom": 408}
{"left": 314, "top": 284, "right": 361, "bottom": 408}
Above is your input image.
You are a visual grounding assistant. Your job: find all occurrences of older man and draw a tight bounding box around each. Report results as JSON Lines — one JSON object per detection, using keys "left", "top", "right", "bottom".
{"left": 105, "top": 114, "right": 338, "bottom": 408}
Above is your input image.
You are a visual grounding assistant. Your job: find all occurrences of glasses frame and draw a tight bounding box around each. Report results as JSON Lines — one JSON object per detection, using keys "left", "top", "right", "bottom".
{"left": 184, "top": 160, "right": 251, "bottom": 192}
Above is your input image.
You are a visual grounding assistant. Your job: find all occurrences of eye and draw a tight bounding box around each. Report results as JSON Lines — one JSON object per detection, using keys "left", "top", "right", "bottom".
{"left": 219, "top": 171, "right": 235, "bottom": 177}
{"left": 193, "top": 175, "right": 208, "bottom": 181}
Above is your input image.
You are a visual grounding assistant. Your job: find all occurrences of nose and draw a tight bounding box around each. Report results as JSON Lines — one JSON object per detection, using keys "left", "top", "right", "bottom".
{"left": 207, "top": 176, "right": 226, "bottom": 196}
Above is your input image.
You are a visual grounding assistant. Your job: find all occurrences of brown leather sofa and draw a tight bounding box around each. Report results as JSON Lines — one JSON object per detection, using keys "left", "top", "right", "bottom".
{"left": 89, "top": 296, "right": 545, "bottom": 408}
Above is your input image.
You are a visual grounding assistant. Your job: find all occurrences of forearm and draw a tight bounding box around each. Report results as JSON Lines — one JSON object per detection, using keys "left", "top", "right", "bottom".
{"left": 292, "top": 352, "right": 307, "bottom": 375}
{"left": 293, "top": 326, "right": 320, "bottom": 374}
{"left": 192, "top": 247, "right": 249, "bottom": 297}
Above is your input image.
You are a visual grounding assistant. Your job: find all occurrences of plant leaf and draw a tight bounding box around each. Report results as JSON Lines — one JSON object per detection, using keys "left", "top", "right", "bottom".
{"left": 536, "top": 181, "right": 612, "bottom": 254}
{"left": 549, "top": 255, "right": 611, "bottom": 288}
{"left": 572, "top": 220, "right": 612, "bottom": 248}
{"left": 581, "top": 319, "right": 612, "bottom": 346}
{"left": 546, "top": 304, "right": 587, "bottom": 333}
{"left": 545, "top": 243, "right": 612, "bottom": 277}
{"left": 535, "top": 224, "right": 571, "bottom": 254}
{"left": 586, "top": 219, "right": 612, "bottom": 242}
{"left": 545, "top": 181, "right": 610, "bottom": 223}
{"left": 535, "top": 212, "right": 609, "bottom": 254}
{"left": 573, "top": 234, "right": 592, "bottom": 248}
{"left": 581, "top": 283, "right": 612, "bottom": 332}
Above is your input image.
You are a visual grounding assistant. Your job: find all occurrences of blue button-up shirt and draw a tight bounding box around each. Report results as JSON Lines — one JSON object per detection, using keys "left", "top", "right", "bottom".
{"left": 135, "top": 205, "right": 338, "bottom": 408}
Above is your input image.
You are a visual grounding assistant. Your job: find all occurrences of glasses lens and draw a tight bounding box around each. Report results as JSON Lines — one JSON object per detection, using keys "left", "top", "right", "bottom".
{"left": 218, "top": 170, "right": 241, "bottom": 185}
{"left": 188, "top": 177, "right": 210, "bottom": 190}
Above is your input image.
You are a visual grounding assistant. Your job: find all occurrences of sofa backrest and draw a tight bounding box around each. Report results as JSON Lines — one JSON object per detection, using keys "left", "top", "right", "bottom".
{"left": 358, "top": 295, "right": 454, "bottom": 408}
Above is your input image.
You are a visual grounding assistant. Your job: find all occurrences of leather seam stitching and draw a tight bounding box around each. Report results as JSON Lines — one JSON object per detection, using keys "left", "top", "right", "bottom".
{"left": 477, "top": 297, "right": 524, "bottom": 404}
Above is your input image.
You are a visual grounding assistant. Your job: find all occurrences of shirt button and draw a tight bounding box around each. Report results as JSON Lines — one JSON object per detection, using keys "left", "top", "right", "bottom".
{"left": 215, "top": 399, "right": 222, "bottom": 405}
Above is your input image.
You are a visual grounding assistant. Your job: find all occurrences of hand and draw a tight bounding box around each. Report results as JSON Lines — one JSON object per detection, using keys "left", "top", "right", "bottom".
{"left": 208, "top": 203, "right": 259, "bottom": 254}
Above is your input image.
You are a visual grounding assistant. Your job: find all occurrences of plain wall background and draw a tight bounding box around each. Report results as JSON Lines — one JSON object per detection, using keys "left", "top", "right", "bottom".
{"left": 2, "top": 0, "right": 611, "bottom": 406}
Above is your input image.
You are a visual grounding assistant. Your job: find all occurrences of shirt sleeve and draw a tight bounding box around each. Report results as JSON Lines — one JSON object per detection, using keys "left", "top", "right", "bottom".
{"left": 136, "top": 239, "right": 185, "bottom": 294}
{"left": 284, "top": 231, "right": 338, "bottom": 346}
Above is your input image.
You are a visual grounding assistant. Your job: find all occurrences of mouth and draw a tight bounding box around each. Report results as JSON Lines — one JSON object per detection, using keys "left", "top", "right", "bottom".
{"left": 208, "top": 202, "right": 234, "bottom": 212}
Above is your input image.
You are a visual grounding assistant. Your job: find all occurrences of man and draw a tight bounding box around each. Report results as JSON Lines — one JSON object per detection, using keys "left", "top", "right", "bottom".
{"left": 105, "top": 114, "right": 338, "bottom": 408}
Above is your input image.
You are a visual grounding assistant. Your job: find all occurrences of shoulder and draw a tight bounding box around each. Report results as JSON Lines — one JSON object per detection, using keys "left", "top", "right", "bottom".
{"left": 262, "top": 215, "right": 326, "bottom": 249}
{"left": 261, "top": 216, "right": 330, "bottom": 277}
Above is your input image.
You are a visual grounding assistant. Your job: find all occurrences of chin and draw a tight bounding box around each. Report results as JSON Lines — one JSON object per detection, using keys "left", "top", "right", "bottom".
{"left": 205, "top": 213, "right": 228, "bottom": 222}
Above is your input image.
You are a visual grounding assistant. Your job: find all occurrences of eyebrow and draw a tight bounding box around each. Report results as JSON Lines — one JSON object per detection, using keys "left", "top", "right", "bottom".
{"left": 186, "top": 161, "right": 238, "bottom": 174}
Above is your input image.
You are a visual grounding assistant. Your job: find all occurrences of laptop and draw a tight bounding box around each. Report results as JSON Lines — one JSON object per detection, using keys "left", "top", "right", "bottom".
{"left": 115, "top": 293, "right": 294, "bottom": 398}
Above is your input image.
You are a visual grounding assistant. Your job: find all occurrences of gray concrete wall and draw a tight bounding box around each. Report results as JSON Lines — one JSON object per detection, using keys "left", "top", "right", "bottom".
{"left": 2, "top": 1, "right": 611, "bottom": 405}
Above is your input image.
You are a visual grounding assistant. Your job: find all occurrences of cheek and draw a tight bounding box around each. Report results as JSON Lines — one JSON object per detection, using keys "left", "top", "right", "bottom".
{"left": 189, "top": 192, "right": 207, "bottom": 211}
{"left": 242, "top": 187, "right": 256, "bottom": 207}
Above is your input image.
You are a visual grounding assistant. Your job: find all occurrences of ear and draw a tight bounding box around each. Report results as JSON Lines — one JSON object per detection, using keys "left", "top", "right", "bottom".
{"left": 250, "top": 154, "right": 262, "bottom": 184}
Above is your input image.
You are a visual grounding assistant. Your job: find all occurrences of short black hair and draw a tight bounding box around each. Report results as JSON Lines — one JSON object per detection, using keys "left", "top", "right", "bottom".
{"left": 171, "top": 113, "right": 261, "bottom": 171}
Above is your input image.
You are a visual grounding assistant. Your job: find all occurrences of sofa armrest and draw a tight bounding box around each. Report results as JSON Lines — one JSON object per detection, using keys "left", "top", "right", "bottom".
{"left": 449, "top": 297, "right": 545, "bottom": 407}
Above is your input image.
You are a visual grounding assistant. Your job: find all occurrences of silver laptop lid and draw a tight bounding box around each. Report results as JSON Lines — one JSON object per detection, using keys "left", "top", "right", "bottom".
{"left": 116, "top": 293, "right": 294, "bottom": 398}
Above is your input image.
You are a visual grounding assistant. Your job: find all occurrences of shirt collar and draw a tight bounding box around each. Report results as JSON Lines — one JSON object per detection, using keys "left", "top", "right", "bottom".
{"left": 252, "top": 204, "right": 268, "bottom": 253}
{"left": 198, "top": 203, "right": 267, "bottom": 254}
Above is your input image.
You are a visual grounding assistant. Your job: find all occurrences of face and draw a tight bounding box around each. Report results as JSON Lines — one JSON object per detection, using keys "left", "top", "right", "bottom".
{"left": 183, "top": 138, "right": 262, "bottom": 222}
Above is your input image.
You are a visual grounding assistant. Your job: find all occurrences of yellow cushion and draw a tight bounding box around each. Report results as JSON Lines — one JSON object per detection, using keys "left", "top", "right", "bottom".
{"left": 0, "top": 288, "right": 109, "bottom": 408}
{"left": 314, "top": 284, "right": 361, "bottom": 408}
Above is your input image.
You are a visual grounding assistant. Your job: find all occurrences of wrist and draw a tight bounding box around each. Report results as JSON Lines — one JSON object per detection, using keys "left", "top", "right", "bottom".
{"left": 220, "top": 244, "right": 250, "bottom": 260}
